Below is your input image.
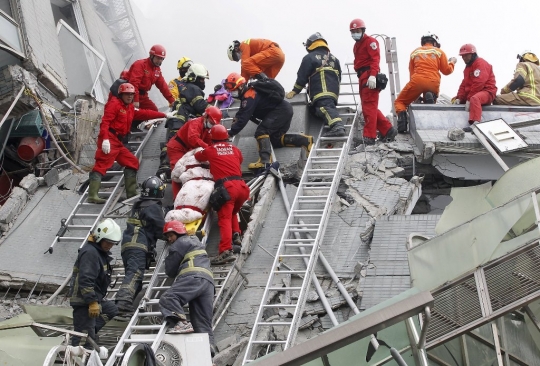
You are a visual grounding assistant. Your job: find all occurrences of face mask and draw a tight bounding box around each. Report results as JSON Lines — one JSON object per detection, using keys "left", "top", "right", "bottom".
{"left": 231, "top": 90, "right": 239, "bottom": 98}
{"left": 351, "top": 32, "right": 363, "bottom": 41}
{"left": 204, "top": 120, "right": 213, "bottom": 129}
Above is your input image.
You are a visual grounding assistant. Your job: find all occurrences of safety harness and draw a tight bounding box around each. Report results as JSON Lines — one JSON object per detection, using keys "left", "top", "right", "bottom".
{"left": 176, "top": 249, "right": 213, "bottom": 278}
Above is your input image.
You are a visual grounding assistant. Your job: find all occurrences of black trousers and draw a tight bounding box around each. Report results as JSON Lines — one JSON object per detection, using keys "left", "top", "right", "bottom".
{"left": 312, "top": 97, "right": 342, "bottom": 126}
{"left": 255, "top": 102, "right": 293, "bottom": 147}
{"left": 116, "top": 248, "right": 147, "bottom": 303}
{"left": 72, "top": 300, "right": 118, "bottom": 347}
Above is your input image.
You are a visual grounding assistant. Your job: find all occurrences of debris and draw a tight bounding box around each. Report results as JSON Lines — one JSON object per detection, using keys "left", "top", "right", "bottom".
{"left": 44, "top": 168, "right": 59, "bottom": 186}
{"left": 19, "top": 174, "right": 39, "bottom": 195}
{"left": 447, "top": 127, "right": 465, "bottom": 141}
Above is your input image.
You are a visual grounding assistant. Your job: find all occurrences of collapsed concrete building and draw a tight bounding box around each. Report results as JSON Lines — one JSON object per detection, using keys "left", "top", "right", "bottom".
{"left": 1, "top": 1, "right": 540, "bottom": 365}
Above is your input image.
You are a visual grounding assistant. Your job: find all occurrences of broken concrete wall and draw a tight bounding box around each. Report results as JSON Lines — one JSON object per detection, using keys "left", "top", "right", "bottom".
{"left": 0, "top": 65, "right": 38, "bottom": 116}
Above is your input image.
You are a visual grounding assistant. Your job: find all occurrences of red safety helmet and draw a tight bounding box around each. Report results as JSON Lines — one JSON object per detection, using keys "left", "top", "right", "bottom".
{"left": 203, "top": 106, "right": 222, "bottom": 125}
{"left": 163, "top": 220, "right": 187, "bottom": 236}
{"left": 118, "top": 83, "right": 135, "bottom": 94}
{"left": 149, "top": 44, "right": 166, "bottom": 58}
{"left": 210, "top": 124, "right": 229, "bottom": 140}
{"left": 120, "top": 70, "right": 130, "bottom": 80}
{"left": 350, "top": 18, "right": 366, "bottom": 31}
{"left": 223, "top": 72, "right": 246, "bottom": 91}
{"left": 459, "top": 44, "right": 477, "bottom": 55}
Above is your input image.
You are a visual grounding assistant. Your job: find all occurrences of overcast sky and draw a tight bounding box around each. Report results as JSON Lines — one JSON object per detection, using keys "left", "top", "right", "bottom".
{"left": 130, "top": 0, "right": 538, "bottom": 115}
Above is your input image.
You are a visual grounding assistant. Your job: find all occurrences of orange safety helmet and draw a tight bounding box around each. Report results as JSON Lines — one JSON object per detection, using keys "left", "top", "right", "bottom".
{"left": 203, "top": 106, "right": 222, "bottom": 125}
{"left": 120, "top": 70, "right": 130, "bottom": 80}
{"left": 118, "top": 83, "right": 135, "bottom": 94}
{"left": 149, "top": 44, "right": 166, "bottom": 58}
{"left": 210, "top": 124, "right": 229, "bottom": 140}
{"left": 350, "top": 18, "right": 366, "bottom": 31}
{"left": 224, "top": 72, "right": 246, "bottom": 91}
{"left": 459, "top": 44, "right": 477, "bottom": 55}
{"left": 163, "top": 221, "right": 187, "bottom": 236}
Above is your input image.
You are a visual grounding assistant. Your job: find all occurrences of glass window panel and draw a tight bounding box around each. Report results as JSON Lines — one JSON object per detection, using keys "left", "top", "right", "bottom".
{"left": 0, "top": 12, "right": 22, "bottom": 54}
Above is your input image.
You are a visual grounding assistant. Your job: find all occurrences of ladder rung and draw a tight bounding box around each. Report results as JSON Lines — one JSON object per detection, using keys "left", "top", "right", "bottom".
{"left": 292, "top": 214, "right": 323, "bottom": 218}
{"left": 278, "top": 254, "right": 312, "bottom": 257}
{"left": 274, "top": 270, "right": 306, "bottom": 274}
{"left": 257, "top": 321, "right": 292, "bottom": 326}
{"left": 305, "top": 174, "right": 335, "bottom": 178}
{"left": 105, "top": 170, "right": 124, "bottom": 175}
{"left": 284, "top": 243, "right": 315, "bottom": 247}
{"left": 137, "top": 312, "right": 162, "bottom": 317}
{"left": 66, "top": 224, "right": 93, "bottom": 230}
{"left": 124, "top": 339, "right": 157, "bottom": 344}
{"left": 268, "top": 286, "right": 303, "bottom": 291}
{"left": 73, "top": 213, "right": 99, "bottom": 218}
{"left": 130, "top": 324, "right": 164, "bottom": 330}
{"left": 149, "top": 286, "right": 170, "bottom": 291}
{"left": 58, "top": 237, "right": 86, "bottom": 241}
{"left": 283, "top": 238, "right": 315, "bottom": 242}
{"left": 314, "top": 147, "right": 343, "bottom": 152}
{"left": 250, "top": 340, "right": 287, "bottom": 344}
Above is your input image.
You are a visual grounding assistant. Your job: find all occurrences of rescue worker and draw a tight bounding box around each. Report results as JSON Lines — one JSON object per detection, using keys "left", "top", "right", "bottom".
{"left": 395, "top": 32, "right": 457, "bottom": 133}
{"left": 452, "top": 44, "right": 497, "bottom": 132}
{"left": 223, "top": 72, "right": 313, "bottom": 169}
{"left": 494, "top": 50, "right": 540, "bottom": 106}
{"left": 167, "top": 106, "right": 222, "bottom": 199}
{"left": 108, "top": 69, "right": 130, "bottom": 101}
{"left": 69, "top": 218, "right": 120, "bottom": 347}
{"left": 195, "top": 125, "right": 250, "bottom": 263}
{"left": 159, "top": 221, "right": 216, "bottom": 356}
{"left": 88, "top": 83, "right": 169, "bottom": 204}
{"left": 286, "top": 32, "right": 346, "bottom": 138}
{"left": 227, "top": 38, "right": 285, "bottom": 81}
{"left": 350, "top": 18, "right": 396, "bottom": 145}
{"left": 127, "top": 44, "right": 175, "bottom": 110}
{"left": 116, "top": 176, "right": 166, "bottom": 314}
{"left": 168, "top": 56, "right": 194, "bottom": 101}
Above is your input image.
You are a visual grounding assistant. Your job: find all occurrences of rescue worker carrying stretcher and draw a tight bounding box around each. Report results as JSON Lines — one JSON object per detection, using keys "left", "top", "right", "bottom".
{"left": 88, "top": 83, "right": 169, "bottom": 204}
{"left": 452, "top": 44, "right": 497, "bottom": 132}
{"left": 494, "top": 50, "right": 540, "bottom": 106}
{"left": 115, "top": 176, "right": 166, "bottom": 314}
{"left": 167, "top": 106, "right": 222, "bottom": 200}
{"left": 350, "top": 18, "right": 397, "bottom": 146}
{"left": 159, "top": 221, "right": 217, "bottom": 356}
{"left": 195, "top": 125, "right": 250, "bottom": 264}
{"left": 127, "top": 44, "right": 175, "bottom": 110}
{"left": 223, "top": 72, "right": 313, "bottom": 170}
{"left": 286, "top": 32, "right": 344, "bottom": 138}
{"left": 69, "top": 218, "right": 120, "bottom": 348}
{"left": 227, "top": 38, "right": 285, "bottom": 81}
{"left": 394, "top": 32, "right": 456, "bottom": 133}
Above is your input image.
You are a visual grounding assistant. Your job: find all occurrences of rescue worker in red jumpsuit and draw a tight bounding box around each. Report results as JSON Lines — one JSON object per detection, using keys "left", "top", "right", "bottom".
{"left": 394, "top": 33, "right": 456, "bottom": 133}
{"left": 127, "top": 44, "right": 175, "bottom": 110}
{"left": 227, "top": 39, "right": 285, "bottom": 81}
{"left": 166, "top": 106, "right": 222, "bottom": 199}
{"left": 195, "top": 125, "right": 250, "bottom": 264}
{"left": 88, "top": 83, "right": 167, "bottom": 204}
{"left": 452, "top": 44, "right": 497, "bottom": 132}
{"left": 351, "top": 18, "right": 396, "bottom": 145}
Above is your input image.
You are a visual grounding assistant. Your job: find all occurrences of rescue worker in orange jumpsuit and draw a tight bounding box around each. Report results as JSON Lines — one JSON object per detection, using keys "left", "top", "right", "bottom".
{"left": 167, "top": 106, "right": 222, "bottom": 199}
{"left": 350, "top": 18, "right": 396, "bottom": 146}
{"left": 88, "top": 83, "right": 167, "bottom": 204}
{"left": 494, "top": 51, "right": 540, "bottom": 106}
{"left": 452, "top": 44, "right": 497, "bottom": 132}
{"left": 127, "top": 44, "right": 175, "bottom": 110}
{"left": 394, "top": 32, "right": 457, "bottom": 133}
{"left": 227, "top": 39, "right": 285, "bottom": 81}
{"left": 195, "top": 125, "right": 250, "bottom": 264}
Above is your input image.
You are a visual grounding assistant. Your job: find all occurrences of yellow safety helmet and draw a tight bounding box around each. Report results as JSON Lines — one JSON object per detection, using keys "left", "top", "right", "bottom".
{"left": 518, "top": 50, "right": 539, "bottom": 65}
{"left": 177, "top": 56, "right": 193, "bottom": 70}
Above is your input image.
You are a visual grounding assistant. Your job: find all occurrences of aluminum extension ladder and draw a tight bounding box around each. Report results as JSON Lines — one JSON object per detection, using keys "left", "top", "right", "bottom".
{"left": 46, "top": 125, "right": 158, "bottom": 254}
{"left": 242, "top": 104, "right": 357, "bottom": 363}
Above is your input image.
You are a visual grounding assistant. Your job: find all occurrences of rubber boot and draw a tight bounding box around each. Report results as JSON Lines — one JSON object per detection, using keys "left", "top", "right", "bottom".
{"left": 281, "top": 134, "right": 314, "bottom": 153}
{"left": 124, "top": 168, "right": 138, "bottom": 199}
{"left": 248, "top": 135, "right": 272, "bottom": 169}
{"left": 322, "top": 121, "right": 346, "bottom": 137}
{"left": 87, "top": 172, "right": 106, "bottom": 204}
{"left": 397, "top": 111, "right": 408, "bottom": 133}
{"left": 156, "top": 145, "right": 171, "bottom": 181}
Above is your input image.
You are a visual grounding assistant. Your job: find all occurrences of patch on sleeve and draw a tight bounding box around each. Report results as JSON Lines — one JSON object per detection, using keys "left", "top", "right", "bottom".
{"left": 370, "top": 42, "right": 377, "bottom": 50}
{"left": 241, "top": 100, "right": 248, "bottom": 108}
{"left": 473, "top": 69, "right": 481, "bottom": 77}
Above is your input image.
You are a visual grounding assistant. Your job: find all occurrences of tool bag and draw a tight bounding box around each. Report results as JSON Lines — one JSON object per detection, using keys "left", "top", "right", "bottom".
{"left": 209, "top": 184, "right": 231, "bottom": 211}
{"left": 376, "top": 73, "right": 388, "bottom": 90}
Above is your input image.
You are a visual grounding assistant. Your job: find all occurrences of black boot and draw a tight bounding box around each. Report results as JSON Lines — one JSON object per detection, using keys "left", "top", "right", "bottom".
{"left": 397, "top": 111, "right": 408, "bottom": 133}
{"left": 322, "top": 121, "right": 346, "bottom": 137}
{"left": 248, "top": 136, "right": 272, "bottom": 169}
{"left": 156, "top": 145, "right": 171, "bottom": 180}
{"left": 281, "top": 134, "right": 314, "bottom": 153}
{"left": 423, "top": 92, "right": 436, "bottom": 104}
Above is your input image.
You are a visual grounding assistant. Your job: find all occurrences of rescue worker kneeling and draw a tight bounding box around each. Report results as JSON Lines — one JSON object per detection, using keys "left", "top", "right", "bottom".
{"left": 195, "top": 125, "right": 250, "bottom": 264}
{"left": 159, "top": 221, "right": 216, "bottom": 355}
{"left": 116, "top": 176, "right": 166, "bottom": 314}
{"left": 494, "top": 50, "right": 540, "bottom": 106}
{"left": 69, "top": 218, "right": 120, "bottom": 348}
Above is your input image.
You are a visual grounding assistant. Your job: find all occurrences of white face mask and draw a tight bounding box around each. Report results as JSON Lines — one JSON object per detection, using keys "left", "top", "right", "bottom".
{"left": 231, "top": 90, "right": 239, "bottom": 98}
{"left": 351, "top": 32, "right": 363, "bottom": 41}
{"left": 204, "top": 120, "right": 213, "bottom": 129}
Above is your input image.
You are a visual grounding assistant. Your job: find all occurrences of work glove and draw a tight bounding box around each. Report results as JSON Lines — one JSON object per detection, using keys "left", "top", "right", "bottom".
{"left": 286, "top": 91, "right": 297, "bottom": 99}
{"left": 214, "top": 84, "right": 223, "bottom": 92}
{"left": 452, "top": 98, "right": 461, "bottom": 105}
{"left": 88, "top": 301, "right": 100, "bottom": 318}
{"left": 133, "top": 102, "right": 139, "bottom": 109}
{"left": 254, "top": 72, "right": 269, "bottom": 81}
{"left": 101, "top": 139, "right": 111, "bottom": 154}
{"left": 465, "top": 101, "right": 470, "bottom": 112}
{"left": 165, "top": 111, "right": 176, "bottom": 119}
{"left": 448, "top": 57, "right": 457, "bottom": 65}
{"left": 501, "top": 86, "right": 510, "bottom": 94}
{"left": 366, "top": 75, "right": 377, "bottom": 89}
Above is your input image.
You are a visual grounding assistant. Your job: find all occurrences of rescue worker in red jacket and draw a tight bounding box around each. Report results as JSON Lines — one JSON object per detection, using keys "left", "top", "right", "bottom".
{"left": 195, "top": 125, "right": 250, "bottom": 264}
{"left": 350, "top": 18, "right": 396, "bottom": 145}
{"left": 227, "top": 38, "right": 285, "bottom": 81}
{"left": 127, "top": 44, "right": 175, "bottom": 110}
{"left": 452, "top": 44, "right": 497, "bottom": 132}
{"left": 395, "top": 32, "right": 456, "bottom": 133}
{"left": 167, "top": 106, "right": 222, "bottom": 199}
{"left": 88, "top": 83, "right": 167, "bottom": 204}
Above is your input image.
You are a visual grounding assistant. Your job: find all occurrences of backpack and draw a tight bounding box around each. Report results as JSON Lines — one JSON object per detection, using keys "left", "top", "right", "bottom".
{"left": 249, "top": 79, "right": 285, "bottom": 104}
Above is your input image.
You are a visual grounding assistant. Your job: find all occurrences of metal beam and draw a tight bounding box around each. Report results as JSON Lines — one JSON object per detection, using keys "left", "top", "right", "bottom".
{"left": 466, "top": 330, "right": 530, "bottom": 366}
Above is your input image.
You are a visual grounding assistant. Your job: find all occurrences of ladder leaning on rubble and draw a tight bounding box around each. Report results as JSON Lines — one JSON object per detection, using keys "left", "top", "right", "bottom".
{"left": 45, "top": 125, "right": 159, "bottom": 254}
{"left": 242, "top": 83, "right": 358, "bottom": 363}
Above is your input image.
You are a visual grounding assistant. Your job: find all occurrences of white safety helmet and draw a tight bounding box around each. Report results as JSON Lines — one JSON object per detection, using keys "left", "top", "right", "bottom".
{"left": 421, "top": 32, "right": 440, "bottom": 47}
{"left": 185, "top": 63, "right": 209, "bottom": 83}
{"left": 93, "top": 218, "right": 121, "bottom": 245}
{"left": 227, "top": 40, "right": 241, "bottom": 61}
